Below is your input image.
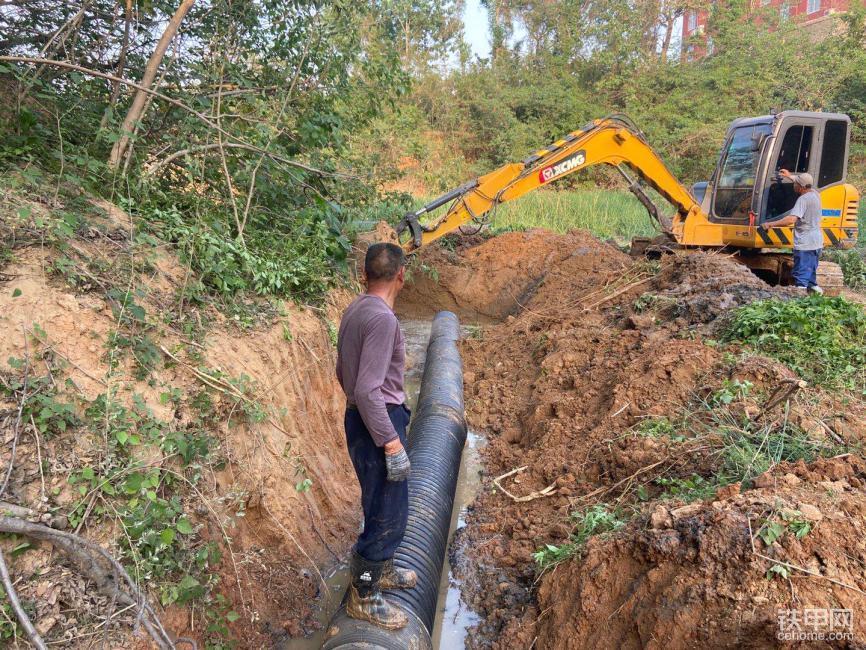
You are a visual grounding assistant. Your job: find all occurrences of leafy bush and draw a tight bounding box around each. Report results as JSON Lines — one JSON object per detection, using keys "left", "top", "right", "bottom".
{"left": 723, "top": 296, "right": 866, "bottom": 391}
{"left": 139, "top": 202, "right": 348, "bottom": 301}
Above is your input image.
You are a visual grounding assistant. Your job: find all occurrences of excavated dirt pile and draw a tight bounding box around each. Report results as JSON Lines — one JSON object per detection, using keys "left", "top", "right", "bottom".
{"left": 399, "top": 229, "right": 866, "bottom": 649}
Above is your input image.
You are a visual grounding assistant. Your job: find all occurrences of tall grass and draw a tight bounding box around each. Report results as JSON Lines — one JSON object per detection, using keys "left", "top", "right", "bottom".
{"left": 434, "top": 189, "right": 660, "bottom": 243}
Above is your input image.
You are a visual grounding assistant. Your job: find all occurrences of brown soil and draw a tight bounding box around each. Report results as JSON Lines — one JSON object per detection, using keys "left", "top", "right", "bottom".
{"left": 0, "top": 197, "right": 359, "bottom": 647}
{"left": 399, "top": 230, "right": 866, "bottom": 649}
{"left": 536, "top": 455, "right": 866, "bottom": 650}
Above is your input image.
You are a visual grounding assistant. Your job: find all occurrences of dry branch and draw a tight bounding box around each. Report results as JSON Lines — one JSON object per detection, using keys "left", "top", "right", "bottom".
{"left": 753, "top": 378, "right": 807, "bottom": 422}
{"left": 0, "top": 545, "right": 47, "bottom": 649}
{"left": 145, "top": 142, "right": 298, "bottom": 178}
{"left": 582, "top": 275, "right": 654, "bottom": 312}
{"left": 572, "top": 458, "right": 668, "bottom": 504}
{"left": 493, "top": 466, "right": 558, "bottom": 502}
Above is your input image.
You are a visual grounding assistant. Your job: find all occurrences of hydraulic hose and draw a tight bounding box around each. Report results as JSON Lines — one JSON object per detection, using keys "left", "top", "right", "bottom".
{"left": 322, "top": 311, "right": 467, "bottom": 650}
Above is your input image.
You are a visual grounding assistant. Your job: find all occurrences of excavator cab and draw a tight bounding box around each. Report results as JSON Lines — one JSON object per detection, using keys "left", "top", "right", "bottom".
{"left": 704, "top": 111, "right": 854, "bottom": 232}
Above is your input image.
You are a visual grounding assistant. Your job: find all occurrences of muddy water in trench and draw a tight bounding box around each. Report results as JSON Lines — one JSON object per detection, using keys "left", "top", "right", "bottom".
{"left": 283, "top": 318, "right": 483, "bottom": 650}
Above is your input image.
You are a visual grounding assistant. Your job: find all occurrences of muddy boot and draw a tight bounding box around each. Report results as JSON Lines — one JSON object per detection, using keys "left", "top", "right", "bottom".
{"left": 346, "top": 552, "right": 408, "bottom": 630}
{"left": 380, "top": 558, "right": 417, "bottom": 590}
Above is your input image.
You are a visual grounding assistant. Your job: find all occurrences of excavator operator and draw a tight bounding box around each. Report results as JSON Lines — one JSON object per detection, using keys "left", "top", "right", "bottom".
{"left": 760, "top": 170, "right": 824, "bottom": 293}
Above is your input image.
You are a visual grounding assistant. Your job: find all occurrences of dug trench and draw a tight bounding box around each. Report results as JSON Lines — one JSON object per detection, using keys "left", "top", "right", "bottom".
{"left": 397, "top": 228, "right": 866, "bottom": 649}
{"left": 4, "top": 193, "right": 866, "bottom": 649}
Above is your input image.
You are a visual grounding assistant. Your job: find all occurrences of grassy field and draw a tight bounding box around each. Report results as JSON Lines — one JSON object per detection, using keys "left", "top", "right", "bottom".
{"left": 474, "top": 189, "right": 659, "bottom": 242}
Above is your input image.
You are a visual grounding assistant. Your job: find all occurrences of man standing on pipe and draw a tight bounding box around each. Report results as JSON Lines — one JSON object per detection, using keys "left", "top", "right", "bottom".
{"left": 336, "top": 242, "right": 417, "bottom": 630}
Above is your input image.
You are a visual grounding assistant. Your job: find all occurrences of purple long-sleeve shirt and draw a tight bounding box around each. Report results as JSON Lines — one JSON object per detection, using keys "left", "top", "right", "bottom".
{"left": 336, "top": 294, "right": 406, "bottom": 446}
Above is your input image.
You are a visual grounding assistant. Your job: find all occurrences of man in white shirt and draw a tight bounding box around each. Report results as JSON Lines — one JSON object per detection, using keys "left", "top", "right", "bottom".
{"left": 761, "top": 170, "right": 824, "bottom": 294}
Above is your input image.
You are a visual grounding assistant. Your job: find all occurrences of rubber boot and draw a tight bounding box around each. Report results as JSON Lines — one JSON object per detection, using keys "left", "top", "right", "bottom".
{"left": 346, "top": 552, "right": 408, "bottom": 630}
{"left": 380, "top": 558, "right": 417, "bottom": 590}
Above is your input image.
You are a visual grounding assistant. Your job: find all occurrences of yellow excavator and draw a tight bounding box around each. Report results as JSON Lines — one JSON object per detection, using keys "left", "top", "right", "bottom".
{"left": 396, "top": 112, "right": 859, "bottom": 287}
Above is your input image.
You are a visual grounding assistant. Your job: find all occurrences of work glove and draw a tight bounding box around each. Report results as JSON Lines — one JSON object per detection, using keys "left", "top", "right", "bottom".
{"left": 385, "top": 447, "right": 411, "bottom": 482}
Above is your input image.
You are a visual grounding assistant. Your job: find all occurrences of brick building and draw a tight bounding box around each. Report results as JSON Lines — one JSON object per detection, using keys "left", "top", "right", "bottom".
{"left": 682, "top": 0, "right": 863, "bottom": 57}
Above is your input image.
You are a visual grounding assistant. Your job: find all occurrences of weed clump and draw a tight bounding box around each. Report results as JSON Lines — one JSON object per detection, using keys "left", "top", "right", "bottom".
{"left": 533, "top": 504, "right": 627, "bottom": 571}
{"left": 723, "top": 296, "right": 866, "bottom": 391}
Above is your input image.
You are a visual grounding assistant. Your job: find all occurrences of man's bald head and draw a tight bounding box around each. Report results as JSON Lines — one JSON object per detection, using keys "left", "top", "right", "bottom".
{"left": 365, "top": 242, "right": 406, "bottom": 284}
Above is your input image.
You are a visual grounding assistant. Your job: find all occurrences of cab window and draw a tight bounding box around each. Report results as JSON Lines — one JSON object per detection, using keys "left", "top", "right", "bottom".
{"left": 818, "top": 120, "right": 847, "bottom": 187}
{"left": 766, "top": 124, "right": 815, "bottom": 219}
{"left": 775, "top": 125, "right": 813, "bottom": 173}
{"left": 714, "top": 124, "right": 770, "bottom": 222}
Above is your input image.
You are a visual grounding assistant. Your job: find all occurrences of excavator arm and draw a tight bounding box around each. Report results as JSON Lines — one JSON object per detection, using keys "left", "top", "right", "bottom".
{"left": 396, "top": 115, "right": 703, "bottom": 252}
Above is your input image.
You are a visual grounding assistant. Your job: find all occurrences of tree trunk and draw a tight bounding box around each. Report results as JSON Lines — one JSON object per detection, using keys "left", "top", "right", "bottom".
{"left": 107, "top": 0, "right": 196, "bottom": 171}
{"left": 660, "top": 13, "right": 675, "bottom": 62}
{"left": 100, "top": 0, "right": 133, "bottom": 130}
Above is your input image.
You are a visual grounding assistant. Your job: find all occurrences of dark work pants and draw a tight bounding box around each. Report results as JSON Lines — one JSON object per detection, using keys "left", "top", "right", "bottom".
{"left": 345, "top": 404, "right": 410, "bottom": 563}
{"left": 792, "top": 249, "right": 821, "bottom": 288}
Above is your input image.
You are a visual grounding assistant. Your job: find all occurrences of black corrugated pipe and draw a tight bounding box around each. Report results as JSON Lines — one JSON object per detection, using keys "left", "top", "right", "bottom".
{"left": 322, "top": 311, "right": 467, "bottom": 650}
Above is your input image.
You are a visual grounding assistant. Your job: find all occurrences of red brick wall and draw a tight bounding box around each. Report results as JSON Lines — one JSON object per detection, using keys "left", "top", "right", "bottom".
{"left": 681, "top": 0, "right": 860, "bottom": 45}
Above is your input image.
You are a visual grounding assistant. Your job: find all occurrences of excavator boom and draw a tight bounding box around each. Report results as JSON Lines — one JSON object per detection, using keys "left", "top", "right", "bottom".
{"left": 397, "top": 115, "right": 701, "bottom": 251}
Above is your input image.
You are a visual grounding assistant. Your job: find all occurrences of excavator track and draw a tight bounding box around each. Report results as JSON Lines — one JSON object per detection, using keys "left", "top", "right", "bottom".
{"left": 816, "top": 261, "right": 845, "bottom": 296}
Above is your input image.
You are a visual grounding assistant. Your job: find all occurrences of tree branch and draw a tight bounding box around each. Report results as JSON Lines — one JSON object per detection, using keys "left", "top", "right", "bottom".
{"left": 144, "top": 141, "right": 334, "bottom": 190}
{"left": 0, "top": 546, "right": 47, "bottom": 650}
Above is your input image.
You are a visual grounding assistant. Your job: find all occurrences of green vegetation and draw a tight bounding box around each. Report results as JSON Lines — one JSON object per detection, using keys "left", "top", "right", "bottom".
{"left": 655, "top": 474, "right": 718, "bottom": 503}
{"left": 680, "top": 376, "right": 851, "bottom": 489}
{"left": 634, "top": 416, "right": 683, "bottom": 441}
{"left": 717, "top": 418, "right": 836, "bottom": 487}
{"left": 723, "top": 296, "right": 866, "bottom": 391}
{"left": 0, "top": 1, "right": 433, "bottom": 305}
{"left": 3, "top": 1, "right": 866, "bottom": 641}
{"left": 643, "top": 416, "right": 837, "bottom": 503}
{"left": 709, "top": 379, "right": 753, "bottom": 407}
{"left": 759, "top": 509, "right": 814, "bottom": 580}
{"left": 532, "top": 504, "right": 627, "bottom": 571}
{"left": 355, "top": 3, "right": 866, "bottom": 216}
{"left": 632, "top": 367, "right": 853, "bottom": 510}
{"left": 0, "top": 585, "right": 28, "bottom": 640}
